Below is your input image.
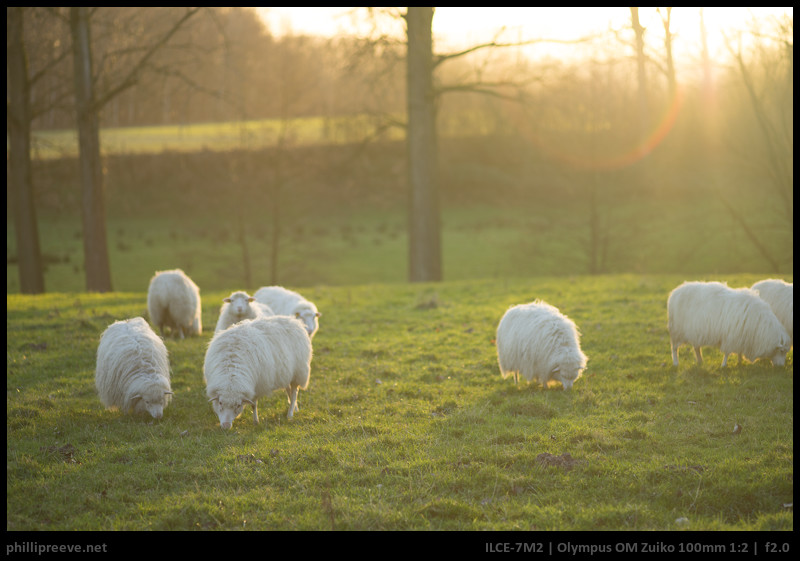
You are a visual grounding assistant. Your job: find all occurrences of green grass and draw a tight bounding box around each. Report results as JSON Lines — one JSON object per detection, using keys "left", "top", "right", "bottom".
{"left": 25, "top": 115, "right": 405, "bottom": 160}
{"left": 7, "top": 197, "right": 793, "bottom": 294}
{"left": 6, "top": 274, "right": 793, "bottom": 530}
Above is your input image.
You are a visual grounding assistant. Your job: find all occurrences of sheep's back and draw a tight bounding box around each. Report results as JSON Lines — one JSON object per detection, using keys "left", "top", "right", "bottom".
{"left": 147, "top": 269, "right": 201, "bottom": 330}
{"left": 752, "top": 279, "right": 793, "bottom": 342}
{"left": 253, "top": 286, "right": 303, "bottom": 316}
{"left": 667, "top": 282, "right": 729, "bottom": 345}
{"left": 668, "top": 281, "right": 788, "bottom": 359}
{"left": 204, "top": 317, "right": 311, "bottom": 399}
{"left": 496, "top": 301, "right": 583, "bottom": 382}
{"left": 96, "top": 318, "right": 170, "bottom": 408}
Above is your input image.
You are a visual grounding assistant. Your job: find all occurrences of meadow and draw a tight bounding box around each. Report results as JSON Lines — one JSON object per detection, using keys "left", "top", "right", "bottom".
{"left": 24, "top": 115, "right": 405, "bottom": 160}
{"left": 7, "top": 121, "right": 793, "bottom": 533}
{"left": 6, "top": 274, "right": 793, "bottom": 531}
{"left": 6, "top": 191, "right": 792, "bottom": 295}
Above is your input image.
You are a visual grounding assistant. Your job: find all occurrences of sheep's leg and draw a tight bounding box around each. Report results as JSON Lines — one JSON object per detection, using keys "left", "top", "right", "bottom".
{"left": 286, "top": 384, "right": 299, "bottom": 419}
{"left": 693, "top": 346, "right": 703, "bottom": 365}
{"left": 671, "top": 342, "right": 679, "bottom": 367}
{"left": 252, "top": 400, "right": 259, "bottom": 425}
{"left": 285, "top": 387, "right": 300, "bottom": 413}
{"left": 178, "top": 326, "right": 185, "bottom": 340}
{"left": 721, "top": 353, "right": 729, "bottom": 368}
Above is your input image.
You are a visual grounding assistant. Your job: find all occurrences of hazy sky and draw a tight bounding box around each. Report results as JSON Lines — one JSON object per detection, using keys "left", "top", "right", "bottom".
{"left": 255, "top": 7, "right": 792, "bottom": 61}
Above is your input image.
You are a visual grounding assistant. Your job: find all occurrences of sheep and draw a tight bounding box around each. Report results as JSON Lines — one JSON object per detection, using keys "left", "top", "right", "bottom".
{"left": 751, "top": 279, "right": 793, "bottom": 346}
{"left": 147, "top": 268, "right": 202, "bottom": 339}
{"left": 496, "top": 300, "right": 588, "bottom": 390}
{"left": 214, "top": 290, "right": 274, "bottom": 333}
{"left": 253, "top": 285, "right": 321, "bottom": 338}
{"left": 204, "top": 315, "right": 313, "bottom": 430}
{"left": 667, "top": 281, "right": 791, "bottom": 367}
{"left": 95, "top": 317, "right": 173, "bottom": 419}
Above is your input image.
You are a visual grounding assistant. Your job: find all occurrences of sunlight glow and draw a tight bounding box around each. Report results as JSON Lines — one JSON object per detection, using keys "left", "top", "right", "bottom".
{"left": 256, "top": 7, "right": 792, "bottom": 65}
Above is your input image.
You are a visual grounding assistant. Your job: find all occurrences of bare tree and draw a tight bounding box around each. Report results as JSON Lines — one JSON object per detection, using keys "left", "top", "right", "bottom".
{"left": 405, "top": 7, "right": 441, "bottom": 282}
{"left": 715, "top": 20, "right": 793, "bottom": 271}
{"left": 7, "top": 7, "right": 45, "bottom": 293}
{"left": 657, "top": 7, "right": 677, "bottom": 100}
{"left": 402, "top": 8, "right": 598, "bottom": 282}
{"left": 629, "top": 8, "right": 650, "bottom": 141}
{"left": 69, "top": 7, "right": 200, "bottom": 292}
{"left": 70, "top": 7, "right": 112, "bottom": 291}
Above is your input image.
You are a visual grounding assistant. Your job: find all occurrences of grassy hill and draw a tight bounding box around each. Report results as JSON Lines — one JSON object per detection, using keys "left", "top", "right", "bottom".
{"left": 6, "top": 274, "right": 793, "bottom": 531}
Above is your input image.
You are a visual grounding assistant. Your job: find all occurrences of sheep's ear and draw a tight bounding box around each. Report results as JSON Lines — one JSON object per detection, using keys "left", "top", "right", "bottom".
{"left": 550, "top": 366, "right": 560, "bottom": 374}
{"left": 208, "top": 396, "right": 218, "bottom": 403}
{"left": 315, "top": 312, "right": 321, "bottom": 317}
{"left": 131, "top": 394, "right": 142, "bottom": 402}
{"left": 164, "top": 391, "right": 174, "bottom": 396}
{"left": 248, "top": 297, "right": 255, "bottom": 302}
{"left": 242, "top": 398, "right": 255, "bottom": 406}
{"left": 223, "top": 298, "right": 231, "bottom": 303}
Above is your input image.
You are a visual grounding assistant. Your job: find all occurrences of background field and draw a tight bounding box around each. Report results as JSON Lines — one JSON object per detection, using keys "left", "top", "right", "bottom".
{"left": 7, "top": 133, "right": 793, "bottom": 294}
{"left": 6, "top": 274, "right": 793, "bottom": 531}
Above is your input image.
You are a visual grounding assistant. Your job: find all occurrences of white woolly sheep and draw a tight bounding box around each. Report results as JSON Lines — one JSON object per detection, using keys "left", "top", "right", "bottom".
{"left": 667, "top": 281, "right": 791, "bottom": 367}
{"left": 214, "top": 290, "right": 274, "bottom": 333}
{"left": 254, "top": 285, "right": 321, "bottom": 338}
{"left": 496, "top": 300, "right": 588, "bottom": 390}
{"left": 95, "top": 317, "right": 173, "bottom": 419}
{"left": 204, "top": 315, "right": 313, "bottom": 430}
{"left": 147, "top": 268, "right": 202, "bottom": 339}
{"left": 751, "top": 279, "right": 793, "bottom": 346}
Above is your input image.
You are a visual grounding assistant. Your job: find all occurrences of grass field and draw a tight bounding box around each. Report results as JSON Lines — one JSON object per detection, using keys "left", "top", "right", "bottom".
{"left": 25, "top": 115, "right": 405, "bottom": 160}
{"left": 6, "top": 274, "right": 793, "bottom": 531}
{"left": 7, "top": 197, "right": 793, "bottom": 295}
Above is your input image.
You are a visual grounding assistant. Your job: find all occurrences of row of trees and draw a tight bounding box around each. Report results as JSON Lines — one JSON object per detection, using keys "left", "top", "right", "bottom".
{"left": 9, "top": 7, "right": 202, "bottom": 293}
{"left": 8, "top": 7, "right": 793, "bottom": 292}
{"left": 20, "top": 7, "right": 407, "bottom": 131}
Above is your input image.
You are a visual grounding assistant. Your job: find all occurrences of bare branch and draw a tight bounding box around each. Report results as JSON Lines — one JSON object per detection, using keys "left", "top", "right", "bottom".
{"left": 715, "top": 187, "right": 780, "bottom": 272}
{"left": 93, "top": 7, "right": 202, "bottom": 110}
{"left": 28, "top": 48, "right": 71, "bottom": 88}
{"left": 436, "top": 78, "right": 543, "bottom": 102}
{"left": 434, "top": 34, "right": 599, "bottom": 68}
{"left": 723, "top": 30, "right": 793, "bottom": 222}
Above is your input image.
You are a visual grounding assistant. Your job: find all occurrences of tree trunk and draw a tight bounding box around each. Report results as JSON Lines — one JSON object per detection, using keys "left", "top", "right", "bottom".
{"left": 661, "top": 7, "right": 676, "bottom": 100}
{"left": 630, "top": 8, "right": 649, "bottom": 140}
{"left": 70, "top": 7, "right": 113, "bottom": 292}
{"left": 7, "top": 7, "right": 45, "bottom": 294}
{"left": 406, "top": 6, "right": 442, "bottom": 282}
{"left": 269, "top": 180, "right": 282, "bottom": 286}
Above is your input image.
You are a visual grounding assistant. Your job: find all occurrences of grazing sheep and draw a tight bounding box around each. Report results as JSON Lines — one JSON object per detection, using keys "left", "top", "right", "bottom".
{"left": 254, "top": 285, "right": 321, "bottom": 338}
{"left": 204, "top": 316, "right": 313, "bottom": 430}
{"left": 214, "top": 290, "right": 274, "bottom": 333}
{"left": 667, "top": 281, "right": 791, "bottom": 367}
{"left": 147, "top": 268, "right": 202, "bottom": 339}
{"left": 95, "top": 317, "right": 173, "bottom": 419}
{"left": 751, "top": 279, "right": 793, "bottom": 346}
{"left": 496, "top": 300, "right": 588, "bottom": 390}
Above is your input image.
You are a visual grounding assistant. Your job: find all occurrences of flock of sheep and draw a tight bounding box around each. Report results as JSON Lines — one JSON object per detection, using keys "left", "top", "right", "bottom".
{"left": 95, "top": 269, "right": 792, "bottom": 430}
{"left": 95, "top": 268, "right": 319, "bottom": 429}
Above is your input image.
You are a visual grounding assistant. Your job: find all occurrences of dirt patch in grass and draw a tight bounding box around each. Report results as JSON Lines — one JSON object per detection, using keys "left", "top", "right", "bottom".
{"left": 536, "top": 452, "right": 581, "bottom": 471}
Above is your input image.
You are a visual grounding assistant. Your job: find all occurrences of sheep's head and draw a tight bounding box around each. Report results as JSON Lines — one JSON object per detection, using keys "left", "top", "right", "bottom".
{"left": 208, "top": 394, "right": 254, "bottom": 430}
{"left": 550, "top": 364, "right": 584, "bottom": 391}
{"left": 224, "top": 292, "right": 256, "bottom": 320}
{"left": 131, "top": 388, "right": 173, "bottom": 419}
{"left": 295, "top": 310, "right": 321, "bottom": 338}
{"left": 769, "top": 339, "right": 791, "bottom": 366}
